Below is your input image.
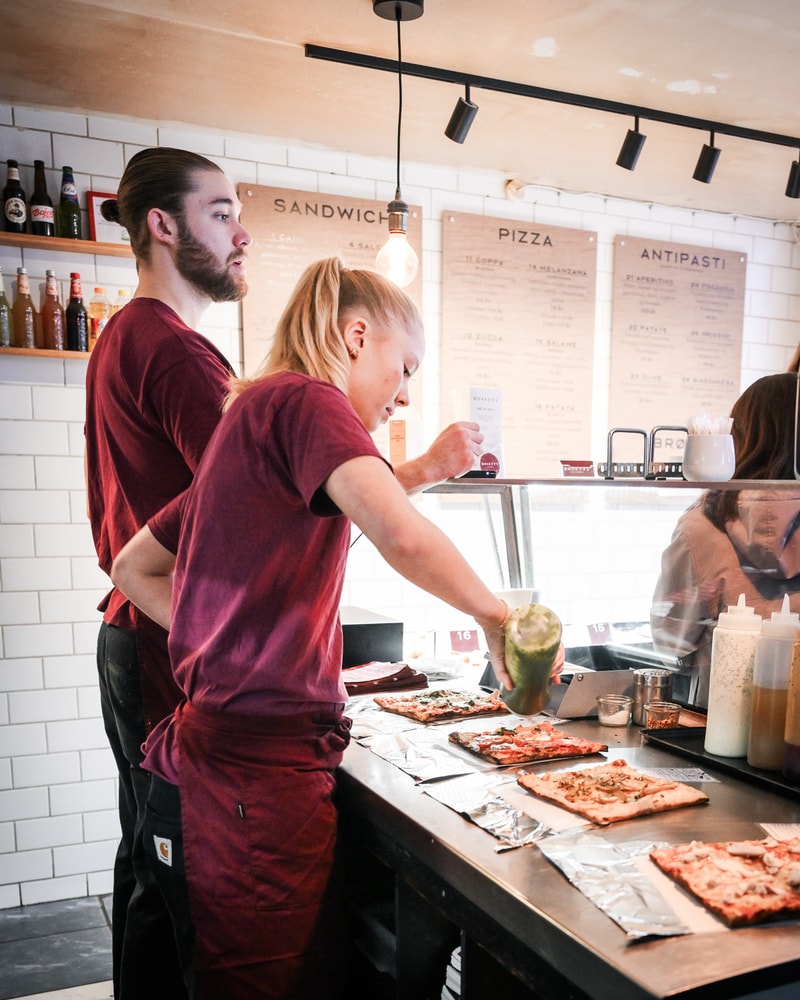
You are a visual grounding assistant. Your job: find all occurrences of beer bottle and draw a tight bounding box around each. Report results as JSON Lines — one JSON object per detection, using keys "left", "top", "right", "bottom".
{"left": 30, "top": 160, "right": 55, "bottom": 237}
{"left": 65, "top": 272, "right": 89, "bottom": 351}
{"left": 41, "top": 270, "right": 66, "bottom": 350}
{"left": 58, "top": 166, "right": 82, "bottom": 240}
{"left": 3, "top": 159, "right": 27, "bottom": 233}
{"left": 0, "top": 266, "right": 13, "bottom": 347}
{"left": 13, "top": 267, "right": 36, "bottom": 348}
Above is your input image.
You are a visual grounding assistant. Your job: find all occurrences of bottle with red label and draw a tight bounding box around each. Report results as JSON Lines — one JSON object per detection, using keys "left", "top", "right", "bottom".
{"left": 13, "top": 267, "right": 36, "bottom": 348}
{"left": 3, "top": 159, "right": 27, "bottom": 233}
{"left": 65, "top": 272, "right": 89, "bottom": 351}
{"left": 30, "top": 160, "right": 55, "bottom": 237}
{"left": 41, "top": 270, "right": 66, "bottom": 350}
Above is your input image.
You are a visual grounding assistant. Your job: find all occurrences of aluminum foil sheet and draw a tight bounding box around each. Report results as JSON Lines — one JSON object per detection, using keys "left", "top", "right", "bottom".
{"left": 424, "top": 772, "right": 550, "bottom": 851}
{"left": 536, "top": 827, "right": 690, "bottom": 939}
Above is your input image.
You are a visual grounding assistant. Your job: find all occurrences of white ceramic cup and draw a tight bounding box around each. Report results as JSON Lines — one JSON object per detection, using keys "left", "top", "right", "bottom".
{"left": 682, "top": 433, "right": 736, "bottom": 482}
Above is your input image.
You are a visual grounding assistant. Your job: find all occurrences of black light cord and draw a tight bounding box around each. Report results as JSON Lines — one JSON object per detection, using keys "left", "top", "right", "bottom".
{"left": 394, "top": 11, "right": 403, "bottom": 196}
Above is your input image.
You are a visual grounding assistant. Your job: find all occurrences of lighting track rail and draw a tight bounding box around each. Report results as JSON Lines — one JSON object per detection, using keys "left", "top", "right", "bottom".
{"left": 304, "top": 43, "right": 800, "bottom": 151}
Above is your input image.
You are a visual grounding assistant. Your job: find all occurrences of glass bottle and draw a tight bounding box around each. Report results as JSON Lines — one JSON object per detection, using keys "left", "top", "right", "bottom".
{"left": 41, "top": 270, "right": 66, "bottom": 351}
{"left": 704, "top": 594, "right": 762, "bottom": 757}
{"left": 0, "top": 266, "right": 13, "bottom": 347}
{"left": 13, "top": 267, "right": 36, "bottom": 348}
{"left": 110, "top": 288, "right": 130, "bottom": 315}
{"left": 88, "top": 287, "right": 112, "bottom": 347}
{"left": 65, "top": 272, "right": 89, "bottom": 351}
{"left": 782, "top": 638, "right": 800, "bottom": 783}
{"left": 3, "top": 159, "right": 27, "bottom": 233}
{"left": 747, "top": 595, "right": 799, "bottom": 770}
{"left": 58, "top": 166, "right": 82, "bottom": 240}
{"left": 30, "top": 160, "right": 55, "bottom": 237}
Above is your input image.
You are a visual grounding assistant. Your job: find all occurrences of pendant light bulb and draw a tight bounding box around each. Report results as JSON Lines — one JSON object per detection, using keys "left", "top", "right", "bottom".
{"left": 376, "top": 193, "right": 418, "bottom": 288}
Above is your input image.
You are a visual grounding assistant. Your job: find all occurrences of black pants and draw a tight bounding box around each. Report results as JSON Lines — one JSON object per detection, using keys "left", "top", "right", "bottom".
{"left": 96, "top": 622, "right": 188, "bottom": 1000}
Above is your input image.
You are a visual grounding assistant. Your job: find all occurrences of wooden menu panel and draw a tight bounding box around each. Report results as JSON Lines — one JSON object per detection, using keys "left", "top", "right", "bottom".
{"left": 238, "top": 185, "right": 422, "bottom": 375}
{"left": 610, "top": 236, "right": 746, "bottom": 462}
{"left": 441, "top": 212, "right": 597, "bottom": 477}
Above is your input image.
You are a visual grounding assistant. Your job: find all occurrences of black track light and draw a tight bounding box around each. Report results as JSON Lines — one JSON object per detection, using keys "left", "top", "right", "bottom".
{"left": 693, "top": 132, "right": 721, "bottom": 184}
{"left": 445, "top": 85, "right": 479, "bottom": 144}
{"left": 786, "top": 154, "right": 800, "bottom": 199}
{"left": 616, "top": 116, "right": 646, "bottom": 170}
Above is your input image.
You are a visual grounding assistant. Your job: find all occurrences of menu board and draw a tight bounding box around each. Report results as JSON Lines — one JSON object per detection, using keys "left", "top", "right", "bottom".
{"left": 238, "top": 185, "right": 423, "bottom": 375}
{"left": 441, "top": 212, "right": 597, "bottom": 477}
{"left": 609, "top": 236, "right": 746, "bottom": 462}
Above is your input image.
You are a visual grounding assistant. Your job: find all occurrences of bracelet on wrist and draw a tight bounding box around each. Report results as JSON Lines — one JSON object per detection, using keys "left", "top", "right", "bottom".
{"left": 478, "top": 598, "right": 510, "bottom": 632}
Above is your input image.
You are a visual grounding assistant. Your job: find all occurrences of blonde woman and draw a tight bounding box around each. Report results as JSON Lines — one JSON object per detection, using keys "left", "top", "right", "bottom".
{"left": 112, "top": 258, "right": 553, "bottom": 999}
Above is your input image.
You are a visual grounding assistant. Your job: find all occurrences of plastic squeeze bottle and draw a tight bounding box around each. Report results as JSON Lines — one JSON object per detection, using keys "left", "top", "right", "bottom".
{"left": 782, "top": 638, "right": 800, "bottom": 783}
{"left": 704, "top": 594, "right": 761, "bottom": 757}
{"left": 747, "top": 595, "right": 799, "bottom": 770}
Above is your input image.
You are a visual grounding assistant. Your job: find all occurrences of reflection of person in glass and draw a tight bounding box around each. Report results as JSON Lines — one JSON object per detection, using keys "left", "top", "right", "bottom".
{"left": 651, "top": 373, "right": 800, "bottom": 707}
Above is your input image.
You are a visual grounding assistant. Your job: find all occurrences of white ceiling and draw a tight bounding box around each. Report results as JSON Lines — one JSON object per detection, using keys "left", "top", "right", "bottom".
{"left": 3, "top": 0, "right": 800, "bottom": 222}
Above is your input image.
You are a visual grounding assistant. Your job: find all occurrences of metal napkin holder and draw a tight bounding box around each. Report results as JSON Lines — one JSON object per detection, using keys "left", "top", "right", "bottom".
{"left": 598, "top": 425, "right": 688, "bottom": 480}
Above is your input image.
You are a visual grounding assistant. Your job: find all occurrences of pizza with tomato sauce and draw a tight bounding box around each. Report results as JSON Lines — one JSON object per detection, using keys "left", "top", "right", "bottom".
{"left": 449, "top": 721, "right": 608, "bottom": 765}
{"left": 516, "top": 758, "right": 708, "bottom": 826}
{"left": 650, "top": 837, "right": 800, "bottom": 927}
{"left": 373, "top": 687, "right": 508, "bottom": 723}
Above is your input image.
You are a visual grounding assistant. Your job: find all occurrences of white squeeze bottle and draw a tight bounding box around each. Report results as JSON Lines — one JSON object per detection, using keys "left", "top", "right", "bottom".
{"left": 704, "top": 594, "right": 761, "bottom": 757}
{"left": 747, "top": 595, "right": 799, "bottom": 770}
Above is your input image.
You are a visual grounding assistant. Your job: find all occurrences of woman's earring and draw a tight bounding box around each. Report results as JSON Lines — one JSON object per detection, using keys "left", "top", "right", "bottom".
{"left": 349, "top": 348, "right": 359, "bottom": 360}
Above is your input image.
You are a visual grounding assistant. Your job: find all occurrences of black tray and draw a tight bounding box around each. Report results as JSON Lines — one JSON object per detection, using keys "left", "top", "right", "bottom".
{"left": 642, "top": 726, "right": 800, "bottom": 802}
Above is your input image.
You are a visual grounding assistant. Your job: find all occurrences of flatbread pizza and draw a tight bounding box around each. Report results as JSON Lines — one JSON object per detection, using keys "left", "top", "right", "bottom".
{"left": 448, "top": 721, "right": 607, "bottom": 766}
{"left": 516, "top": 757, "right": 708, "bottom": 826}
{"left": 650, "top": 837, "right": 800, "bottom": 927}
{"left": 373, "top": 687, "right": 508, "bottom": 723}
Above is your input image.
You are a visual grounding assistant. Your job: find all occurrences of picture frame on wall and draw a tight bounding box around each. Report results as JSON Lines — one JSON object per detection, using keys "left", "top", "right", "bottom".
{"left": 87, "top": 190, "right": 130, "bottom": 245}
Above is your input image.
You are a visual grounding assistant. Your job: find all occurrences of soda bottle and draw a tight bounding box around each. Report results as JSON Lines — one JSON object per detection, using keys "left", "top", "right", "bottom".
{"left": 41, "top": 270, "right": 66, "bottom": 351}
{"left": 58, "top": 166, "right": 82, "bottom": 240}
{"left": 13, "top": 267, "right": 36, "bottom": 348}
{"left": 88, "top": 287, "right": 112, "bottom": 347}
{"left": 3, "top": 159, "right": 27, "bottom": 233}
{"left": 30, "top": 160, "right": 55, "bottom": 237}
{"left": 0, "top": 266, "right": 13, "bottom": 347}
{"left": 65, "top": 272, "right": 89, "bottom": 351}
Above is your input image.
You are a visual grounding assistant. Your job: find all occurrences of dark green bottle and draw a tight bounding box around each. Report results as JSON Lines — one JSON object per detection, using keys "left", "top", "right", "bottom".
{"left": 58, "top": 166, "right": 82, "bottom": 240}
{"left": 66, "top": 272, "right": 89, "bottom": 351}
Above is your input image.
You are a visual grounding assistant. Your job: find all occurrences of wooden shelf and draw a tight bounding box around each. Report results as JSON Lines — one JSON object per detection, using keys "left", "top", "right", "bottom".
{"left": 0, "top": 346, "right": 90, "bottom": 359}
{"left": 0, "top": 232, "right": 132, "bottom": 258}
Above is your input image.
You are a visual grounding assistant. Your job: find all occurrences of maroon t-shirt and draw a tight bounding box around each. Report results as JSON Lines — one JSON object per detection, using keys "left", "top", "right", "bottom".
{"left": 85, "top": 297, "right": 232, "bottom": 727}
{"left": 144, "top": 372, "right": 388, "bottom": 782}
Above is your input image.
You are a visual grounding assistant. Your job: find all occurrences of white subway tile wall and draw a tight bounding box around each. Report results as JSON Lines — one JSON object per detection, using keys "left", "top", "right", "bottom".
{"left": 1, "top": 101, "right": 800, "bottom": 909}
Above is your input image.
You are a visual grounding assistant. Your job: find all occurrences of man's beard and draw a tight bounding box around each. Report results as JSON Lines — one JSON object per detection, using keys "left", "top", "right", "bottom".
{"left": 174, "top": 222, "right": 248, "bottom": 302}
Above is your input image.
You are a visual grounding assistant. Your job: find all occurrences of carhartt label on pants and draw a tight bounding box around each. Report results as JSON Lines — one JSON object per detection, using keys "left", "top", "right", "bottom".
{"left": 154, "top": 835, "right": 173, "bottom": 867}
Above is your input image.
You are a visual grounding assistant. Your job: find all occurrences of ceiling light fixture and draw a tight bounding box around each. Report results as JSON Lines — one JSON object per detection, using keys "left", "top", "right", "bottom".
{"left": 445, "top": 84, "right": 479, "bottom": 144}
{"left": 693, "top": 132, "right": 721, "bottom": 184}
{"left": 372, "top": 0, "right": 422, "bottom": 289}
{"left": 786, "top": 150, "right": 800, "bottom": 199}
{"left": 306, "top": 44, "right": 800, "bottom": 196}
{"left": 616, "top": 116, "right": 646, "bottom": 171}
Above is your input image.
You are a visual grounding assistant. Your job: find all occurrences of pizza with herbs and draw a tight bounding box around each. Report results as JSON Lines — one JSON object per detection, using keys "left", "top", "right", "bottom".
{"left": 516, "top": 757, "right": 708, "bottom": 826}
{"left": 448, "top": 720, "right": 608, "bottom": 765}
{"left": 650, "top": 837, "right": 800, "bottom": 927}
{"left": 373, "top": 687, "right": 508, "bottom": 723}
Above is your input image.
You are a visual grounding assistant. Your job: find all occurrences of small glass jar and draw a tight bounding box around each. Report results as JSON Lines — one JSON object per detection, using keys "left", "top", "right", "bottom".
{"left": 644, "top": 701, "right": 681, "bottom": 729}
{"left": 596, "top": 694, "right": 632, "bottom": 726}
